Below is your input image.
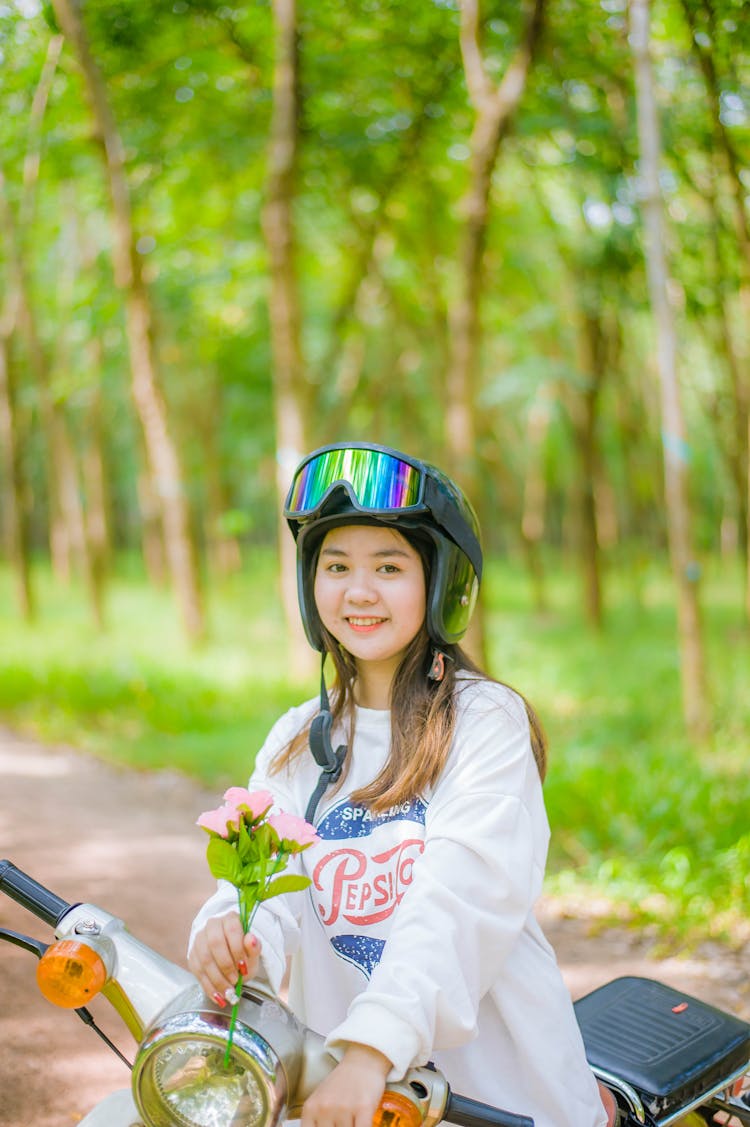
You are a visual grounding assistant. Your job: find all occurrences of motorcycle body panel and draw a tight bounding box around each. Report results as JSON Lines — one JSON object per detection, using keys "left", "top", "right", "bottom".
{"left": 78, "top": 1088, "right": 144, "bottom": 1127}
{"left": 54, "top": 903, "right": 194, "bottom": 1039}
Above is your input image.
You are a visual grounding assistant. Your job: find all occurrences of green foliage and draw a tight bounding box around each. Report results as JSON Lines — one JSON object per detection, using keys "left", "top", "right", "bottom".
{"left": 1, "top": 552, "right": 748, "bottom": 943}
{"left": 0, "top": 550, "right": 309, "bottom": 783}
{"left": 206, "top": 835, "right": 243, "bottom": 883}
{"left": 2, "top": 0, "right": 748, "bottom": 555}
{"left": 259, "top": 874, "right": 311, "bottom": 899}
{"left": 484, "top": 555, "right": 750, "bottom": 943}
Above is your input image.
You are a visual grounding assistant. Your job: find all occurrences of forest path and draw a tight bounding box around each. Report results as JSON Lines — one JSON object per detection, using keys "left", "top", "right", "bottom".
{"left": 0, "top": 727, "right": 747, "bottom": 1127}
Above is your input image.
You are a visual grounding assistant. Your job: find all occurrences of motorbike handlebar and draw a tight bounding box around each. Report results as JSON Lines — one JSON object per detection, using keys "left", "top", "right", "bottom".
{"left": 0, "top": 860, "right": 72, "bottom": 928}
{"left": 445, "top": 1090, "right": 534, "bottom": 1127}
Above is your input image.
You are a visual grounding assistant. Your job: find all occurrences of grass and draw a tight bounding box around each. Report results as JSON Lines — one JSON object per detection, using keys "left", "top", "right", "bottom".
{"left": 0, "top": 552, "right": 310, "bottom": 784}
{"left": 1, "top": 549, "right": 748, "bottom": 943}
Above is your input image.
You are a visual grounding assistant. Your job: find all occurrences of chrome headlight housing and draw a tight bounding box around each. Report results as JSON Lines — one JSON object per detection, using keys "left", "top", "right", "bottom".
{"left": 132, "top": 984, "right": 304, "bottom": 1127}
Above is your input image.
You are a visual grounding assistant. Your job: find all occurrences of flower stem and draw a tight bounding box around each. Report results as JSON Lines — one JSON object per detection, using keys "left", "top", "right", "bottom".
{"left": 223, "top": 974, "right": 243, "bottom": 1069}
{"left": 223, "top": 893, "right": 261, "bottom": 1069}
{"left": 222, "top": 853, "right": 289, "bottom": 1068}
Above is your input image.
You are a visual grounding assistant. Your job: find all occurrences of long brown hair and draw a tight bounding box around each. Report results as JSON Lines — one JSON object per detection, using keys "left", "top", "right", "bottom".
{"left": 269, "top": 529, "right": 547, "bottom": 812}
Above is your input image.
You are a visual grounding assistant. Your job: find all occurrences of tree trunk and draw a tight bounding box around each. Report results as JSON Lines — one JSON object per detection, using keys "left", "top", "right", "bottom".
{"left": 0, "top": 336, "right": 34, "bottom": 619}
{"left": 681, "top": 0, "right": 750, "bottom": 606}
{"left": 82, "top": 348, "right": 111, "bottom": 590}
{"left": 449, "top": 0, "right": 546, "bottom": 665}
{"left": 520, "top": 389, "right": 551, "bottom": 614}
{"left": 138, "top": 470, "right": 167, "bottom": 587}
{"left": 0, "top": 33, "right": 64, "bottom": 617}
{"left": 52, "top": 0, "right": 205, "bottom": 641}
{"left": 0, "top": 165, "right": 104, "bottom": 626}
{"left": 630, "top": 0, "right": 710, "bottom": 737}
{"left": 199, "top": 381, "right": 241, "bottom": 579}
{"left": 707, "top": 191, "right": 749, "bottom": 570}
{"left": 261, "top": 0, "right": 313, "bottom": 679}
{"left": 571, "top": 307, "right": 609, "bottom": 629}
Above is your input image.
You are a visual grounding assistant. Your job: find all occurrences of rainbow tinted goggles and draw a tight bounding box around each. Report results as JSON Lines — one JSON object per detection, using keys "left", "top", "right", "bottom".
{"left": 285, "top": 445, "right": 426, "bottom": 517}
{"left": 284, "top": 443, "right": 482, "bottom": 580}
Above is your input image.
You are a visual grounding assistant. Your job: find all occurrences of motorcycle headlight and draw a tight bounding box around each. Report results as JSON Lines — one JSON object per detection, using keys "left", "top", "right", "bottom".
{"left": 132, "top": 986, "right": 302, "bottom": 1127}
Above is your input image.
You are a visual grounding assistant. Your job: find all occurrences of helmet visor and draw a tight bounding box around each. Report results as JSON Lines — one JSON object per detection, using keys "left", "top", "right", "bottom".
{"left": 285, "top": 446, "right": 426, "bottom": 518}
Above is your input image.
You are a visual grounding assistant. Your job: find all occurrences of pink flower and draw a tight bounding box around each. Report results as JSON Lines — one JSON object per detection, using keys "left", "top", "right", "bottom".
{"left": 223, "top": 787, "right": 274, "bottom": 823}
{"left": 196, "top": 802, "right": 241, "bottom": 838}
{"left": 268, "top": 812, "right": 319, "bottom": 852}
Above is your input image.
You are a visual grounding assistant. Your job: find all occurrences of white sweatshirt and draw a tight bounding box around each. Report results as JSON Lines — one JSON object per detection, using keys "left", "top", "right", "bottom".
{"left": 190, "top": 677, "right": 606, "bottom": 1127}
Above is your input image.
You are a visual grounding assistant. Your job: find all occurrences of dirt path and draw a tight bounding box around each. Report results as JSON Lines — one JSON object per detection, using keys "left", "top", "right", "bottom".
{"left": 1, "top": 727, "right": 748, "bottom": 1127}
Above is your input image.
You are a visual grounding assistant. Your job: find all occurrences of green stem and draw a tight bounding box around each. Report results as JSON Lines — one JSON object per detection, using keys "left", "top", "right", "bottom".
{"left": 223, "top": 891, "right": 253, "bottom": 1070}
{"left": 223, "top": 975, "right": 243, "bottom": 1070}
{"left": 222, "top": 852, "right": 290, "bottom": 1069}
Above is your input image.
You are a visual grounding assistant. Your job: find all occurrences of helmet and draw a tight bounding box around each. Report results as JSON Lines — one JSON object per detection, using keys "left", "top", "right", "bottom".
{"left": 284, "top": 442, "right": 482, "bottom": 651}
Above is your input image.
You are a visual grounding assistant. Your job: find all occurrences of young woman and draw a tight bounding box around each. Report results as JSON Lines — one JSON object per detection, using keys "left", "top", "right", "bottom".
{"left": 189, "top": 443, "right": 608, "bottom": 1127}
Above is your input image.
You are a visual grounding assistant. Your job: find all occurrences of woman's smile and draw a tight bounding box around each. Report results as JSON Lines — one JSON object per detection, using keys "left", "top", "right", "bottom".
{"left": 346, "top": 615, "right": 388, "bottom": 632}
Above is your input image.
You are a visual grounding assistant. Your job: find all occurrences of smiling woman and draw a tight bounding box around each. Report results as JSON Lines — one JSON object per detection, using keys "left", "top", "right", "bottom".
{"left": 188, "top": 443, "right": 608, "bottom": 1127}
{"left": 313, "top": 525, "right": 427, "bottom": 709}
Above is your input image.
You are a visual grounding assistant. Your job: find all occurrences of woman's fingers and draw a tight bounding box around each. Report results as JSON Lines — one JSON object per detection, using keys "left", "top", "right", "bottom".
{"left": 300, "top": 1045, "right": 390, "bottom": 1127}
{"left": 242, "top": 931, "right": 263, "bottom": 979}
{"left": 188, "top": 914, "right": 260, "bottom": 999}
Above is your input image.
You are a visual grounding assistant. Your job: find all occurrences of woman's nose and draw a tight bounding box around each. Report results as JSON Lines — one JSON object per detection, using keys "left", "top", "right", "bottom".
{"left": 345, "top": 572, "right": 378, "bottom": 603}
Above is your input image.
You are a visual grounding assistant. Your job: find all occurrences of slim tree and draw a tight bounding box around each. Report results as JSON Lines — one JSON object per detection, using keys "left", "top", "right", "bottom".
{"left": 0, "top": 336, "right": 32, "bottom": 619}
{"left": 630, "top": 0, "right": 710, "bottom": 736}
{"left": 449, "top": 0, "right": 546, "bottom": 663}
{"left": 681, "top": 0, "right": 750, "bottom": 611}
{"left": 0, "top": 168, "right": 104, "bottom": 627}
{"left": 51, "top": 0, "right": 205, "bottom": 641}
{"left": 0, "top": 32, "right": 64, "bottom": 620}
{"left": 261, "top": 0, "right": 312, "bottom": 677}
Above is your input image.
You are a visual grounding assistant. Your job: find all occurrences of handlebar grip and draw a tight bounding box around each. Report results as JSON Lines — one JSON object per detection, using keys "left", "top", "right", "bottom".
{"left": 0, "top": 860, "right": 72, "bottom": 928}
{"left": 444, "top": 1091, "right": 534, "bottom": 1127}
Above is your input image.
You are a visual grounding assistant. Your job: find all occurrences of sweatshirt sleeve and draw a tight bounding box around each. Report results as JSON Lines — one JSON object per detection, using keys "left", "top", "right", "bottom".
{"left": 324, "top": 682, "right": 547, "bottom": 1078}
{"left": 187, "top": 702, "right": 316, "bottom": 992}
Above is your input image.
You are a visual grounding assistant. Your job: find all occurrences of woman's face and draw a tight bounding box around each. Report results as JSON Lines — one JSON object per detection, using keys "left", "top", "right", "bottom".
{"left": 313, "top": 524, "right": 427, "bottom": 691}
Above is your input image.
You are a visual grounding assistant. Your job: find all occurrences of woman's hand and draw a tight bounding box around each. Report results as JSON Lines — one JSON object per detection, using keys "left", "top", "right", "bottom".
{"left": 301, "top": 1044, "right": 392, "bottom": 1127}
{"left": 187, "top": 913, "right": 262, "bottom": 1006}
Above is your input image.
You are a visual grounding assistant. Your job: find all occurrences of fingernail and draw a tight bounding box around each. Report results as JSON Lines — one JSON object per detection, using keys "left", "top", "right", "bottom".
{"left": 225, "top": 987, "right": 240, "bottom": 1005}
{"left": 212, "top": 992, "right": 227, "bottom": 1008}
{"left": 237, "top": 960, "right": 248, "bottom": 976}
{"left": 249, "top": 935, "right": 258, "bottom": 949}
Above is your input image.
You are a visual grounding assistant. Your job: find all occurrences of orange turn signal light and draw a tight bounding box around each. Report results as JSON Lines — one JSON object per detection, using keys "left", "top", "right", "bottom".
{"left": 373, "top": 1091, "right": 424, "bottom": 1127}
{"left": 36, "top": 939, "right": 107, "bottom": 1008}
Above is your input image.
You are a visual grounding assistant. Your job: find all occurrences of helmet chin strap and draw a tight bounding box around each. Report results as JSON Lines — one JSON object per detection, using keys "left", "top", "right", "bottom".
{"left": 305, "top": 656, "right": 348, "bottom": 824}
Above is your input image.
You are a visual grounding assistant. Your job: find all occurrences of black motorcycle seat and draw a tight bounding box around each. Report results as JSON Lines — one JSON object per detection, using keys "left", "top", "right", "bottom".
{"left": 574, "top": 976, "right": 750, "bottom": 1122}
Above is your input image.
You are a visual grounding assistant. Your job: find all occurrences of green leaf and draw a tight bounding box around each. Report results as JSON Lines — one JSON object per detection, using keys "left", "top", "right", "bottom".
{"left": 237, "top": 820, "right": 259, "bottom": 864}
{"left": 239, "top": 861, "right": 264, "bottom": 885}
{"left": 251, "top": 822, "right": 274, "bottom": 856}
{"left": 206, "top": 837, "right": 242, "bottom": 885}
{"left": 258, "top": 874, "right": 312, "bottom": 900}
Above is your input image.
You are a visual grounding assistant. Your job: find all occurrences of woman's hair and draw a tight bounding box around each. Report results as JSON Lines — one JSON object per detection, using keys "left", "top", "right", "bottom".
{"left": 269, "top": 528, "right": 547, "bottom": 812}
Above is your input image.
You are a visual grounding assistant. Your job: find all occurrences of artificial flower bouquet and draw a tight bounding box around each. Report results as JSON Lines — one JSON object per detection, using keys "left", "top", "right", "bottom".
{"left": 197, "top": 787, "right": 319, "bottom": 1061}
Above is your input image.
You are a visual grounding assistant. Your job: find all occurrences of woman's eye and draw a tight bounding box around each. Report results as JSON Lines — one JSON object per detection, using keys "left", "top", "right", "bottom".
{"left": 328, "top": 563, "right": 347, "bottom": 573}
{"left": 378, "top": 563, "right": 400, "bottom": 574}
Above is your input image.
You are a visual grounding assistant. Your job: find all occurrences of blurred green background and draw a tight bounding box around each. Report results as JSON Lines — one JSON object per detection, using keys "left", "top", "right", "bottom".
{"left": 1, "top": 0, "right": 748, "bottom": 944}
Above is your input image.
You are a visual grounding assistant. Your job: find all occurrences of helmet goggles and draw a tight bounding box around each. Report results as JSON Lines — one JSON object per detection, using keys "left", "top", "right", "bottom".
{"left": 286, "top": 446, "right": 424, "bottom": 519}
{"left": 284, "top": 443, "right": 482, "bottom": 581}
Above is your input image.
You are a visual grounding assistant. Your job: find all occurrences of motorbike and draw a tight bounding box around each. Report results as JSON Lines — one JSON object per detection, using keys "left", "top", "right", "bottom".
{"left": 1, "top": 858, "right": 749, "bottom": 1127}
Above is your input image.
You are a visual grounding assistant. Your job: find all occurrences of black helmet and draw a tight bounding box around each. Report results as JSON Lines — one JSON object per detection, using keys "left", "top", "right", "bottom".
{"left": 284, "top": 442, "right": 482, "bottom": 651}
